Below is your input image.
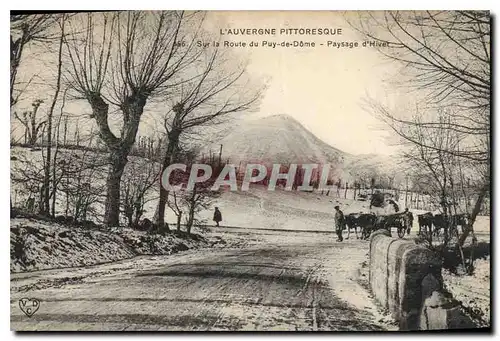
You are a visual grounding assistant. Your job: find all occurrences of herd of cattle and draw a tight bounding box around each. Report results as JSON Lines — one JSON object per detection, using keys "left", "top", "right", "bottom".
{"left": 344, "top": 210, "right": 471, "bottom": 240}
{"left": 416, "top": 211, "right": 471, "bottom": 238}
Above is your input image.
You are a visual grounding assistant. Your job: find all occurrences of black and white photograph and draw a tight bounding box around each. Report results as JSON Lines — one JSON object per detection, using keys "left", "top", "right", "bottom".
{"left": 9, "top": 9, "right": 491, "bottom": 332}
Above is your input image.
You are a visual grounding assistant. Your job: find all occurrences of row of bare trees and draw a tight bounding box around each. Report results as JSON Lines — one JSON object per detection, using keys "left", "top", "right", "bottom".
{"left": 11, "top": 11, "right": 262, "bottom": 231}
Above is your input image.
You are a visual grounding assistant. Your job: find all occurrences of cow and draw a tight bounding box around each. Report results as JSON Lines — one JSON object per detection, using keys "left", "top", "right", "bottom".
{"left": 357, "top": 212, "right": 377, "bottom": 239}
{"left": 374, "top": 211, "right": 412, "bottom": 238}
{"left": 432, "top": 213, "right": 446, "bottom": 236}
{"left": 451, "top": 213, "right": 471, "bottom": 234}
{"left": 138, "top": 219, "right": 170, "bottom": 235}
{"left": 432, "top": 213, "right": 467, "bottom": 238}
{"left": 435, "top": 213, "right": 471, "bottom": 239}
{"left": 345, "top": 213, "right": 361, "bottom": 239}
{"left": 374, "top": 214, "right": 389, "bottom": 231}
{"left": 374, "top": 214, "right": 403, "bottom": 231}
{"left": 54, "top": 215, "right": 67, "bottom": 224}
{"left": 345, "top": 212, "right": 376, "bottom": 239}
{"left": 417, "top": 212, "right": 433, "bottom": 236}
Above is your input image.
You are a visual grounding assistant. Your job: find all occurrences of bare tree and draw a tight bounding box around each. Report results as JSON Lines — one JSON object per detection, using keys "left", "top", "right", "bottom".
{"left": 352, "top": 10, "right": 490, "bottom": 164}
{"left": 57, "top": 135, "right": 108, "bottom": 222}
{"left": 170, "top": 163, "right": 221, "bottom": 235}
{"left": 10, "top": 13, "right": 60, "bottom": 107}
{"left": 42, "top": 15, "right": 66, "bottom": 215}
{"left": 352, "top": 11, "right": 490, "bottom": 247}
{"left": 405, "top": 112, "right": 459, "bottom": 236}
{"left": 349, "top": 11, "right": 489, "bottom": 113}
{"left": 155, "top": 44, "right": 262, "bottom": 226}
{"left": 166, "top": 191, "right": 183, "bottom": 231}
{"left": 50, "top": 88, "right": 70, "bottom": 217}
{"left": 13, "top": 99, "right": 45, "bottom": 145}
{"left": 121, "top": 156, "right": 161, "bottom": 227}
{"left": 183, "top": 182, "right": 217, "bottom": 235}
{"left": 63, "top": 11, "right": 203, "bottom": 226}
{"left": 11, "top": 153, "right": 45, "bottom": 213}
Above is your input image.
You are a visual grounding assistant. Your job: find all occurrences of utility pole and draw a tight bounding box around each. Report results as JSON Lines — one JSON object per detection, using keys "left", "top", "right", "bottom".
{"left": 219, "top": 144, "right": 223, "bottom": 168}
{"left": 405, "top": 176, "right": 408, "bottom": 208}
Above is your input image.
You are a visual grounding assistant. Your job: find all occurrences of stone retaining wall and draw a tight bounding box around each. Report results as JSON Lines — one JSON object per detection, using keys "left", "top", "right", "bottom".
{"left": 368, "top": 230, "right": 474, "bottom": 330}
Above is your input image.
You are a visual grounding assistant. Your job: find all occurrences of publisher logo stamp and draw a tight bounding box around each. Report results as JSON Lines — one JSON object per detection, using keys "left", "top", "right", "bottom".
{"left": 19, "top": 298, "right": 40, "bottom": 317}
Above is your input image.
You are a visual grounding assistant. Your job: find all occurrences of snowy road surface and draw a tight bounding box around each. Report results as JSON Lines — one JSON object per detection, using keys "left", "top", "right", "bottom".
{"left": 11, "top": 229, "right": 396, "bottom": 331}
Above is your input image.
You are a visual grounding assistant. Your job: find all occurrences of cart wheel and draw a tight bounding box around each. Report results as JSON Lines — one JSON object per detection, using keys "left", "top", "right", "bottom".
{"left": 398, "top": 227, "right": 405, "bottom": 238}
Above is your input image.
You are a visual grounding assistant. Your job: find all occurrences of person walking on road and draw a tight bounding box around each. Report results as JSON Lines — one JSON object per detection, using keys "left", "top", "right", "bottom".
{"left": 334, "top": 205, "right": 344, "bottom": 242}
{"left": 213, "top": 207, "right": 222, "bottom": 227}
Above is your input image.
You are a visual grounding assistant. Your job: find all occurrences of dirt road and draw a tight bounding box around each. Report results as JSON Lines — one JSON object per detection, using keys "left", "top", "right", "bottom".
{"left": 11, "top": 229, "right": 396, "bottom": 331}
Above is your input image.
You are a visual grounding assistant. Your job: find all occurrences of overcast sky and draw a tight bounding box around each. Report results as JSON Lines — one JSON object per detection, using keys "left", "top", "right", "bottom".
{"left": 202, "top": 11, "right": 402, "bottom": 156}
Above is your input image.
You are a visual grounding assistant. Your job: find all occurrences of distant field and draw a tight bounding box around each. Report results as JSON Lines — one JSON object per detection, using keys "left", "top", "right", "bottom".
{"left": 10, "top": 146, "right": 489, "bottom": 235}
{"left": 192, "top": 186, "right": 490, "bottom": 235}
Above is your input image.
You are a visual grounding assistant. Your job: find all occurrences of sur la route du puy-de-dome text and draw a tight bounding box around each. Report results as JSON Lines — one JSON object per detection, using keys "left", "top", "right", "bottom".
{"left": 185, "top": 27, "right": 389, "bottom": 49}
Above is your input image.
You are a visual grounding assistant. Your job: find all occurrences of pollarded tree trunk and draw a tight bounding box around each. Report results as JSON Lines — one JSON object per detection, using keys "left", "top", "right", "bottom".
{"left": 157, "top": 187, "right": 168, "bottom": 228}
{"left": 177, "top": 211, "right": 182, "bottom": 231}
{"left": 156, "top": 130, "right": 180, "bottom": 228}
{"left": 88, "top": 92, "right": 146, "bottom": 227}
{"left": 186, "top": 212, "right": 194, "bottom": 235}
{"left": 104, "top": 152, "right": 128, "bottom": 227}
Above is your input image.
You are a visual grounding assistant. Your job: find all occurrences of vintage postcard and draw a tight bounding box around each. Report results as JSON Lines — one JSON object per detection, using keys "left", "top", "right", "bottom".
{"left": 10, "top": 10, "right": 491, "bottom": 331}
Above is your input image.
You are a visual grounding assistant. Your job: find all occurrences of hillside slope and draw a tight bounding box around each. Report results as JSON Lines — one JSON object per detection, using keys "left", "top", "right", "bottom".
{"left": 208, "top": 114, "right": 346, "bottom": 163}
{"left": 205, "top": 114, "right": 401, "bottom": 182}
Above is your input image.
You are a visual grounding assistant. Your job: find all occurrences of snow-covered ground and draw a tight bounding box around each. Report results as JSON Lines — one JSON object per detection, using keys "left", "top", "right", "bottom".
{"left": 199, "top": 187, "right": 491, "bottom": 328}
{"left": 194, "top": 186, "right": 490, "bottom": 233}
{"left": 191, "top": 186, "right": 388, "bottom": 231}
{"left": 11, "top": 217, "right": 211, "bottom": 273}
{"left": 442, "top": 256, "right": 490, "bottom": 327}
{"left": 11, "top": 228, "right": 398, "bottom": 331}
{"left": 10, "top": 145, "right": 490, "bottom": 330}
